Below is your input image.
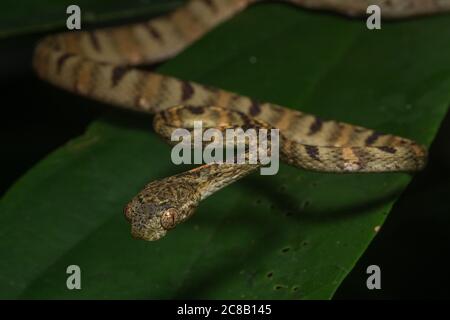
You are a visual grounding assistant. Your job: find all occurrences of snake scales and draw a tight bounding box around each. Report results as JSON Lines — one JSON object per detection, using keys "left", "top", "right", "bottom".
{"left": 33, "top": 0, "right": 447, "bottom": 240}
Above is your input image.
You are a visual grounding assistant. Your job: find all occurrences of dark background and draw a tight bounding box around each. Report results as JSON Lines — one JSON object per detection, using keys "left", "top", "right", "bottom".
{"left": 1, "top": 32, "right": 449, "bottom": 300}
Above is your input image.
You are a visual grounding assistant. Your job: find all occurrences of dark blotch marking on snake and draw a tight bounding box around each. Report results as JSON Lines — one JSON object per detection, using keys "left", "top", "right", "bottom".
{"left": 351, "top": 147, "right": 368, "bottom": 167}
{"left": 201, "top": 0, "right": 218, "bottom": 12}
{"left": 159, "top": 109, "right": 170, "bottom": 124}
{"left": 366, "top": 131, "right": 383, "bottom": 145}
{"left": 249, "top": 99, "right": 261, "bottom": 116}
{"left": 56, "top": 53, "right": 75, "bottom": 74}
{"left": 305, "top": 145, "right": 320, "bottom": 161}
{"left": 145, "top": 23, "right": 163, "bottom": 43}
{"left": 88, "top": 32, "right": 101, "bottom": 52}
{"left": 308, "top": 117, "right": 323, "bottom": 135}
{"left": 111, "top": 66, "right": 131, "bottom": 87}
{"left": 181, "top": 81, "right": 195, "bottom": 101}
{"left": 378, "top": 146, "right": 397, "bottom": 154}
{"left": 187, "top": 105, "right": 205, "bottom": 114}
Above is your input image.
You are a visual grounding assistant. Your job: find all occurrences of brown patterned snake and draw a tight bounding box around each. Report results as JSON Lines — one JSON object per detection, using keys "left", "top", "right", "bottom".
{"left": 33, "top": 0, "right": 448, "bottom": 240}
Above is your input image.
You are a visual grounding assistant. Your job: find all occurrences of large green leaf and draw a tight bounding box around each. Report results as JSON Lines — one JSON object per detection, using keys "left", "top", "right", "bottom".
{"left": 1, "top": 3, "right": 450, "bottom": 299}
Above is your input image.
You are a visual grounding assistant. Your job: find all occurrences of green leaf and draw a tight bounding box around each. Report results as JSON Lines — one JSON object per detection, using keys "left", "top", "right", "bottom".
{"left": 0, "top": 0, "right": 182, "bottom": 38}
{"left": 1, "top": 3, "right": 450, "bottom": 299}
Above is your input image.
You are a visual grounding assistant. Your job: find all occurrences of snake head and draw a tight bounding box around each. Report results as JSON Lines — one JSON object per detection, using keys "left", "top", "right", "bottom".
{"left": 124, "top": 178, "right": 200, "bottom": 241}
{"left": 124, "top": 199, "right": 176, "bottom": 241}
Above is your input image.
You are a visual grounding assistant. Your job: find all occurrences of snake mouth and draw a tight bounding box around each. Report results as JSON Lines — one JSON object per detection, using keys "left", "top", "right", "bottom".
{"left": 131, "top": 230, "right": 166, "bottom": 241}
{"left": 131, "top": 225, "right": 167, "bottom": 241}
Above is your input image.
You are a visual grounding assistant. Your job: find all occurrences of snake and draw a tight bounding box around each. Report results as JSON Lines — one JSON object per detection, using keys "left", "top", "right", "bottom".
{"left": 33, "top": 0, "right": 449, "bottom": 241}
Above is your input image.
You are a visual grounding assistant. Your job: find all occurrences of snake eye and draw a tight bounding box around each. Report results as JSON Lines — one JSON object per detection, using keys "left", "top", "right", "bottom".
{"left": 160, "top": 208, "right": 178, "bottom": 230}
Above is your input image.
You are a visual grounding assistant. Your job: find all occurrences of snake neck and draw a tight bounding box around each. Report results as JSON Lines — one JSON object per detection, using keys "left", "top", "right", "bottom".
{"left": 180, "top": 162, "right": 260, "bottom": 200}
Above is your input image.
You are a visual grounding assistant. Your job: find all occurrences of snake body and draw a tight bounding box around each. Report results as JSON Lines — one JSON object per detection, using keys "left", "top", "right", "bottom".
{"left": 33, "top": 0, "right": 447, "bottom": 240}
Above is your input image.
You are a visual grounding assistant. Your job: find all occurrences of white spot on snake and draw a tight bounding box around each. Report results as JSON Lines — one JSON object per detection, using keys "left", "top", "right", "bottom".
{"left": 343, "top": 161, "right": 361, "bottom": 171}
{"left": 137, "top": 96, "right": 151, "bottom": 109}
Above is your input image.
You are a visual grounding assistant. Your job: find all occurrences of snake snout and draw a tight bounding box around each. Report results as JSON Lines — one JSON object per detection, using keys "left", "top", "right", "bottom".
{"left": 123, "top": 202, "right": 133, "bottom": 221}
{"left": 131, "top": 222, "right": 167, "bottom": 241}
